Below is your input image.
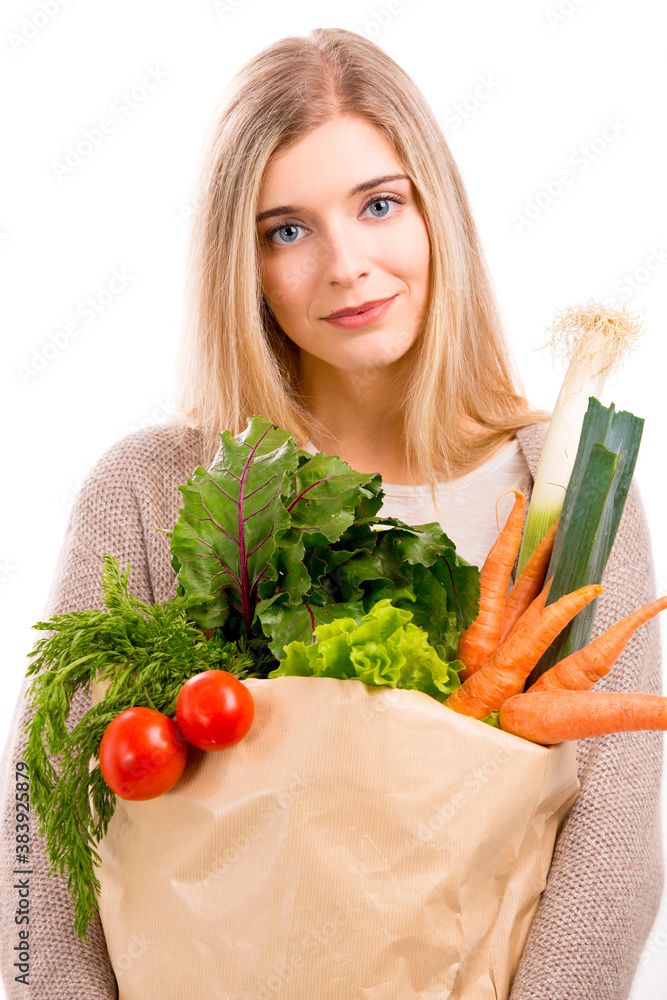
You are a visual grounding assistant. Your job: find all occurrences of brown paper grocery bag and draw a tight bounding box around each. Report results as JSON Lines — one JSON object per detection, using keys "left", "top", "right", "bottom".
{"left": 90, "top": 675, "right": 579, "bottom": 1000}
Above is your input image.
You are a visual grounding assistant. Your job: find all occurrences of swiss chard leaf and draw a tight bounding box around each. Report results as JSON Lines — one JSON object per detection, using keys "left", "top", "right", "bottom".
{"left": 284, "top": 451, "right": 384, "bottom": 542}
{"left": 170, "top": 416, "right": 295, "bottom": 630}
{"left": 170, "top": 416, "right": 384, "bottom": 631}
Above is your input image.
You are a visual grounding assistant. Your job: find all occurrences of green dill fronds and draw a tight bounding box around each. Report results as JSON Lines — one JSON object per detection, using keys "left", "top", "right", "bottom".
{"left": 22, "top": 552, "right": 255, "bottom": 939}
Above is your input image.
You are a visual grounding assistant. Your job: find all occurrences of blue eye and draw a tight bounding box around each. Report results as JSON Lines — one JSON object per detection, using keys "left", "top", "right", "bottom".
{"left": 261, "top": 192, "right": 405, "bottom": 247}
{"left": 365, "top": 197, "right": 394, "bottom": 218}
{"left": 270, "top": 223, "right": 303, "bottom": 245}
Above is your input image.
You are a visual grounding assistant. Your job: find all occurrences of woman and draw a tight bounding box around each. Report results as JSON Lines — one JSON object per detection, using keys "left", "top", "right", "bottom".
{"left": 0, "top": 27, "right": 661, "bottom": 1000}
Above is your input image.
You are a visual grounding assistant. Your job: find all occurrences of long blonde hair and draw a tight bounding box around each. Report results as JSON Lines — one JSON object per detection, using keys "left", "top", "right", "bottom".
{"left": 171, "top": 27, "right": 548, "bottom": 496}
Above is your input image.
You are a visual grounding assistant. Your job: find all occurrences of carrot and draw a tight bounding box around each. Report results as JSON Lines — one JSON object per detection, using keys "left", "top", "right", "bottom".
{"left": 445, "top": 583, "right": 604, "bottom": 719}
{"left": 504, "top": 577, "right": 552, "bottom": 645}
{"left": 528, "top": 595, "right": 667, "bottom": 693}
{"left": 498, "top": 520, "right": 559, "bottom": 646}
{"left": 458, "top": 490, "right": 526, "bottom": 679}
{"left": 499, "top": 690, "right": 667, "bottom": 745}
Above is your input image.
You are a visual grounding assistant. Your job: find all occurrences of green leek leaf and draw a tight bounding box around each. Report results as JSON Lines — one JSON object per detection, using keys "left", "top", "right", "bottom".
{"left": 526, "top": 397, "right": 643, "bottom": 686}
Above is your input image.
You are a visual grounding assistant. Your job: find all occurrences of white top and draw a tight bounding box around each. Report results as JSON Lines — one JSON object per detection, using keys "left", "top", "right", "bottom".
{"left": 302, "top": 437, "right": 529, "bottom": 570}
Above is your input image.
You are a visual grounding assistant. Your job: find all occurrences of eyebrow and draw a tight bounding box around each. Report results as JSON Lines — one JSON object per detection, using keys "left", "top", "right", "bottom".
{"left": 255, "top": 173, "right": 410, "bottom": 223}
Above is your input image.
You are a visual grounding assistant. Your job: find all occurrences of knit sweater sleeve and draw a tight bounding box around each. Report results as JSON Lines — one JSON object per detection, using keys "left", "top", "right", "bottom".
{"left": 509, "top": 478, "right": 664, "bottom": 1000}
{"left": 0, "top": 437, "right": 159, "bottom": 1000}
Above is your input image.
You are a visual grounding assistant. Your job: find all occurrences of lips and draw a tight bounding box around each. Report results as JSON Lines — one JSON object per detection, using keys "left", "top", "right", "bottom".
{"left": 323, "top": 296, "right": 395, "bottom": 320}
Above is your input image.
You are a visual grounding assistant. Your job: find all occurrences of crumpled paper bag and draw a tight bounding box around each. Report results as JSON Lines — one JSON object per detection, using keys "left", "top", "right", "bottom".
{"left": 90, "top": 674, "right": 579, "bottom": 1000}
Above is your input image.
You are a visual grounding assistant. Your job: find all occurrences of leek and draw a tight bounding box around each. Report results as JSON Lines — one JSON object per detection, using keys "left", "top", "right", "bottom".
{"left": 524, "top": 396, "right": 644, "bottom": 688}
{"left": 517, "top": 300, "right": 644, "bottom": 576}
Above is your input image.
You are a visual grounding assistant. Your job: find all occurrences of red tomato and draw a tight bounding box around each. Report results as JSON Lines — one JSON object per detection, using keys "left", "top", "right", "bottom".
{"left": 98, "top": 707, "right": 189, "bottom": 801}
{"left": 176, "top": 670, "right": 254, "bottom": 751}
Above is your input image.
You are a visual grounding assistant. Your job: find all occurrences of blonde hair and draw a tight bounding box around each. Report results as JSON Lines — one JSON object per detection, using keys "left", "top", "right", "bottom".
{"left": 171, "top": 27, "right": 548, "bottom": 499}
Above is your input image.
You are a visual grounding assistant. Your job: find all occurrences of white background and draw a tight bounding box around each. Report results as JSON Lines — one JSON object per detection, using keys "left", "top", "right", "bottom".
{"left": 1, "top": 0, "right": 665, "bottom": 996}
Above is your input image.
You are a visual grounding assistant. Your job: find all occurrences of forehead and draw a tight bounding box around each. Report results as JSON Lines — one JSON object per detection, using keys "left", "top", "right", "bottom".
{"left": 258, "top": 116, "right": 404, "bottom": 204}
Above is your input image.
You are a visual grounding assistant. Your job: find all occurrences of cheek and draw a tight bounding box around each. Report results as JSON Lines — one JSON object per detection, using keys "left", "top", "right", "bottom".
{"left": 261, "top": 255, "right": 312, "bottom": 316}
{"left": 260, "top": 259, "right": 287, "bottom": 311}
{"left": 407, "top": 216, "right": 432, "bottom": 280}
{"left": 384, "top": 215, "right": 431, "bottom": 285}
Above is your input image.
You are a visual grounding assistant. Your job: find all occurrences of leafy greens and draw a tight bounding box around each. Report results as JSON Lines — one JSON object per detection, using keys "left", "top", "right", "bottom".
{"left": 167, "top": 415, "right": 479, "bottom": 669}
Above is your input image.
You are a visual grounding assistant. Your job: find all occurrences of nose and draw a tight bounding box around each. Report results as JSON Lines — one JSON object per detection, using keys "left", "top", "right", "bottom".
{"left": 321, "top": 228, "right": 370, "bottom": 287}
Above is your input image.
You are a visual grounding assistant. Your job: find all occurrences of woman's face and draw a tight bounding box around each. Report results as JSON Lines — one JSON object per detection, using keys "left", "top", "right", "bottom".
{"left": 256, "top": 115, "right": 431, "bottom": 378}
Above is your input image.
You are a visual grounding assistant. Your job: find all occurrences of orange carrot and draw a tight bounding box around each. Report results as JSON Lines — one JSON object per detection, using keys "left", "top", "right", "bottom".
{"left": 499, "top": 690, "right": 667, "bottom": 745}
{"left": 504, "top": 577, "right": 552, "bottom": 644}
{"left": 445, "top": 583, "right": 604, "bottom": 719}
{"left": 499, "top": 520, "right": 559, "bottom": 646}
{"left": 458, "top": 490, "right": 526, "bottom": 679}
{"left": 528, "top": 595, "right": 667, "bottom": 693}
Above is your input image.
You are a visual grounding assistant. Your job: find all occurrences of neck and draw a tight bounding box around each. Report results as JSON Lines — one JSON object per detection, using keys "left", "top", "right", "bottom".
{"left": 299, "top": 352, "right": 408, "bottom": 464}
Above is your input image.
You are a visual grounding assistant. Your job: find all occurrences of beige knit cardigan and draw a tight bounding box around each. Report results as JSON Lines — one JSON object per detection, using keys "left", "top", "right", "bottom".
{"left": 0, "top": 420, "right": 663, "bottom": 999}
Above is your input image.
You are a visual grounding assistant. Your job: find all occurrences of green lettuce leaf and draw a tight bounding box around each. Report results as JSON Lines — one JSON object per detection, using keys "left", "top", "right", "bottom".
{"left": 268, "top": 597, "right": 463, "bottom": 703}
